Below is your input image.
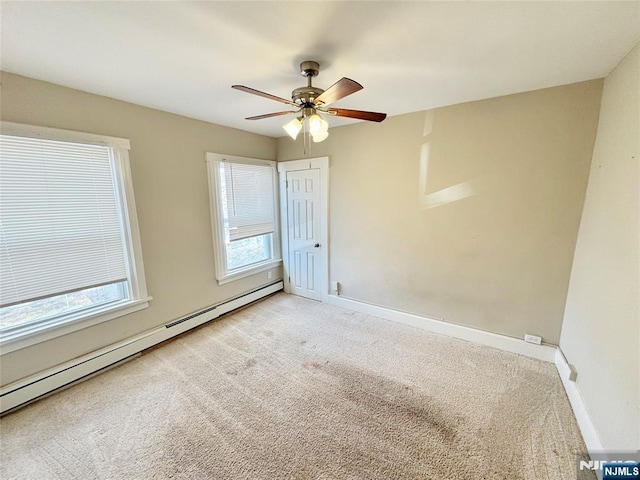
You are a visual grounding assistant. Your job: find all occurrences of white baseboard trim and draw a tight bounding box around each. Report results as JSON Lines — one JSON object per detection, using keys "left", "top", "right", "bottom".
{"left": 3, "top": 286, "right": 604, "bottom": 458}
{"left": 326, "top": 294, "right": 557, "bottom": 362}
{"left": 325, "top": 294, "right": 604, "bottom": 456}
{"left": 554, "top": 349, "right": 604, "bottom": 454}
{"left": 0, "top": 281, "right": 283, "bottom": 414}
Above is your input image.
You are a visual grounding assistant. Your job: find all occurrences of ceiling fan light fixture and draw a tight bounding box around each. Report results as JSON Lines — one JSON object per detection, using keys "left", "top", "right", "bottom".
{"left": 283, "top": 117, "right": 302, "bottom": 140}
{"left": 307, "top": 114, "right": 326, "bottom": 136}
{"left": 312, "top": 130, "right": 329, "bottom": 143}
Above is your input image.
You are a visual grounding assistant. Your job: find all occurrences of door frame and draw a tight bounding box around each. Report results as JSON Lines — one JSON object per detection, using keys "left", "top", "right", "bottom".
{"left": 277, "top": 157, "right": 329, "bottom": 302}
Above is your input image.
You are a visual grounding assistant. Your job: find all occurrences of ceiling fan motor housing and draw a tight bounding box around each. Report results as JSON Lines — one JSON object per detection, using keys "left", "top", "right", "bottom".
{"left": 292, "top": 86, "right": 324, "bottom": 106}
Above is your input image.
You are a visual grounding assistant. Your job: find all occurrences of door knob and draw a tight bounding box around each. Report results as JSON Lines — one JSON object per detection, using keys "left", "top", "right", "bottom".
{"left": 314, "top": 243, "right": 320, "bottom": 248}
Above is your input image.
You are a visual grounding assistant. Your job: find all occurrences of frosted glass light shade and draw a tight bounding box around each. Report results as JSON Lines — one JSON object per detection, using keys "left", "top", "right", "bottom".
{"left": 283, "top": 118, "right": 302, "bottom": 140}
{"left": 308, "top": 114, "right": 325, "bottom": 135}
{"left": 312, "top": 130, "right": 329, "bottom": 143}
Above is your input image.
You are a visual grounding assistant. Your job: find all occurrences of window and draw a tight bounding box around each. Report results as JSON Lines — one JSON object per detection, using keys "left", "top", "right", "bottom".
{"left": 206, "top": 153, "right": 281, "bottom": 284}
{"left": 0, "top": 123, "right": 150, "bottom": 352}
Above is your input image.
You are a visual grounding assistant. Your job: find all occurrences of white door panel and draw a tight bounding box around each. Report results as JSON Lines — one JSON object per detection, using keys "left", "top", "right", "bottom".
{"left": 287, "top": 168, "right": 321, "bottom": 301}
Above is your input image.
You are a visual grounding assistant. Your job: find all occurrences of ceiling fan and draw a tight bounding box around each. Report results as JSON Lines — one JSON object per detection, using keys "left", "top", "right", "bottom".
{"left": 232, "top": 61, "right": 386, "bottom": 142}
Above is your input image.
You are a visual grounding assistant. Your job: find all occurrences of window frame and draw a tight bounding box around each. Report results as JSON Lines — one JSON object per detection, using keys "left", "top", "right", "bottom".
{"left": 0, "top": 122, "right": 151, "bottom": 354}
{"left": 205, "top": 153, "right": 281, "bottom": 285}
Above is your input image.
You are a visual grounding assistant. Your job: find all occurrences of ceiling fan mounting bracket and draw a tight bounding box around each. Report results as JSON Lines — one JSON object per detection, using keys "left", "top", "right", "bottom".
{"left": 299, "top": 61, "right": 320, "bottom": 78}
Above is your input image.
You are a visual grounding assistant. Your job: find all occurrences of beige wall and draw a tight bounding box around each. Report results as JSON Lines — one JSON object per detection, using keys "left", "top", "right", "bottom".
{"left": 560, "top": 44, "right": 640, "bottom": 450}
{"left": 278, "top": 80, "right": 603, "bottom": 345}
{"left": 0, "top": 73, "right": 606, "bottom": 389}
{"left": 0, "top": 72, "right": 279, "bottom": 385}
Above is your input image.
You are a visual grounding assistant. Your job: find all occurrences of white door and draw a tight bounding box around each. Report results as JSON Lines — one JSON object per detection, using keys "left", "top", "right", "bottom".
{"left": 286, "top": 168, "right": 322, "bottom": 300}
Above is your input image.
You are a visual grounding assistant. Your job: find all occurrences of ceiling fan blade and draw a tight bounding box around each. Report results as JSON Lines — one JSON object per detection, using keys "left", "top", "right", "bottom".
{"left": 313, "top": 78, "right": 363, "bottom": 107}
{"left": 245, "top": 111, "right": 298, "bottom": 120}
{"left": 325, "top": 108, "right": 387, "bottom": 122}
{"left": 232, "top": 85, "right": 298, "bottom": 107}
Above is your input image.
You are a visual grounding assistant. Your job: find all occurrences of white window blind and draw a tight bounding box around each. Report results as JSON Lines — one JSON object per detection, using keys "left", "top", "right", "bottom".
{"left": 0, "top": 135, "right": 127, "bottom": 307}
{"left": 223, "top": 161, "right": 276, "bottom": 242}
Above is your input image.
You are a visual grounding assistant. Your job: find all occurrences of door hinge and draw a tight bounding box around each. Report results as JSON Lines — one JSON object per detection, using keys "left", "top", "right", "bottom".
{"left": 285, "top": 180, "right": 289, "bottom": 188}
{"left": 288, "top": 276, "right": 290, "bottom": 283}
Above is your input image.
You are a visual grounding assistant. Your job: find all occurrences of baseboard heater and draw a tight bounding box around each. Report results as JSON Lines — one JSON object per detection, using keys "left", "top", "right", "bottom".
{"left": 0, "top": 281, "right": 284, "bottom": 415}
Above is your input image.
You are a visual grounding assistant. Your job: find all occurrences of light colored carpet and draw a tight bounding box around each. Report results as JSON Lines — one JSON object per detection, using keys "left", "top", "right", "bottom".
{"left": 0, "top": 292, "right": 590, "bottom": 479}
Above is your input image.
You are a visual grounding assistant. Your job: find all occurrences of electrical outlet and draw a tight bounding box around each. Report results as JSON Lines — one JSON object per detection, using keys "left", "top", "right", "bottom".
{"left": 267, "top": 271, "right": 273, "bottom": 280}
{"left": 524, "top": 334, "right": 542, "bottom": 345}
{"left": 331, "top": 281, "right": 339, "bottom": 293}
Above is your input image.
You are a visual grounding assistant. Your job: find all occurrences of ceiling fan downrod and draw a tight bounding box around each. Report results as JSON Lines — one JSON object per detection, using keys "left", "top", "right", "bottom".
{"left": 293, "top": 61, "right": 324, "bottom": 107}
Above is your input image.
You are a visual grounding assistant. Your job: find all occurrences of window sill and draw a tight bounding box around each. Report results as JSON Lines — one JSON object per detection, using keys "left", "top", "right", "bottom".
{"left": 217, "top": 259, "right": 282, "bottom": 285}
{"left": 0, "top": 297, "right": 152, "bottom": 354}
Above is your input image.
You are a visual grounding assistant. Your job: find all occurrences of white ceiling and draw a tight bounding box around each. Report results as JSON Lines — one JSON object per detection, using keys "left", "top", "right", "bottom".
{"left": 1, "top": 1, "right": 639, "bottom": 138}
